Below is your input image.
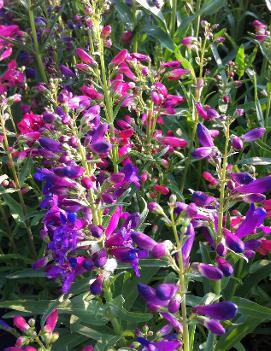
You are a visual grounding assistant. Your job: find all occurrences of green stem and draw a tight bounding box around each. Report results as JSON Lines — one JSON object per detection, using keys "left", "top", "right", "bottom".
{"left": 180, "top": 37, "right": 206, "bottom": 192}
{"left": 104, "top": 283, "right": 124, "bottom": 339}
{"left": 170, "top": 212, "right": 190, "bottom": 351}
{"left": 95, "top": 24, "right": 119, "bottom": 172}
{"left": 217, "top": 120, "right": 230, "bottom": 243}
{"left": 28, "top": 0, "right": 48, "bottom": 83}
{"left": 170, "top": 0, "right": 178, "bottom": 36}
{"left": 0, "top": 112, "right": 37, "bottom": 257}
{"left": 71, "top": 119, "right": 100, "bottom": 225}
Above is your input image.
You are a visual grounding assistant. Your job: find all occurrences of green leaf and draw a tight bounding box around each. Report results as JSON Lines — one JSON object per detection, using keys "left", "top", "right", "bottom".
{"left": 109, "top": 295, "right": 152, "bottom": 323}
{"left": 1, "top": 191, "right": 24, "bottom": 224}
{"left": 72, "top": 323, "right": 120, "bottom": 351}
{"left": 237, "top": 262, "right": 271, "bottom": 297}
{"left": 114, "top": 0, "right": 133, "bottom": 26}
{"left": 238, "top": 157, "right": 271, "bottom": 165}
{"left": 7, "top": 269, "right": 46, "bottom": 279}
{"left": 200, "top": 0, "right": 226, "bottom": 16}
{"left": 141, "top": 26, "right": 174, "bottom": 51}
{"left": 235, "top": 45, "right": 245, "bottom": 78}
{"left": 137, "top": 197, "right": 149, "bottom": 231}
{"left": 66, "top": 295, "right": 109, "bottom": 326}
{"left": 233, "top": 297, "right": 271, "bottom": 320}
{"left": 0, "top": 299, "right": 51, "bottom": 314}
{"left": 53, "top": 330, "right": 87, "bottom": 351}
{"left": 19, "top": 157, "right": 33, "bottom": 184}
{"left": 233, "top": 342, "right": 248, "bottom": 351}
{"left": 134, "top": 0, "right": 166, "bottom": 25}
{"left": 0, "top": 254, "right": 33, "bottom": 264}
{"left": 215, "top": 317, "right": 264, "bottom": 351}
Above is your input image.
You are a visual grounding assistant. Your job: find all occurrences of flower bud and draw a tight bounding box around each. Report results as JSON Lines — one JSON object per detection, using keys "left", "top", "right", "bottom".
{"left": 231, "top": 135, "right": 243, "bottom": 150}
{"left": 203, "top": 319, "right": 225, "bottom": 335}
{"left": 195, "top": 263, "right": 224, "bottom": 280}
{"left": 13, "top": 316, "right": 30, "bottom": 332}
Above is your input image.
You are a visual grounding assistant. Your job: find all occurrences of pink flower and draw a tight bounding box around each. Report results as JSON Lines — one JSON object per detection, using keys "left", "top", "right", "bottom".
{"left": 44, "top": 309, "right": 58, "bottom": 333}
{"left": 13, "top": 316, "right": 29, "bottom": 332}
{"left": 76, "top": 48, "right": 96, "bottom": 65}
{"left": 111, "top": 49, "right": 128, "bottom": 65}
{"left": 161, "top": 136, "right": 188, "bottom": 148}
{"left": 167, "top": 68, "right": 190, "bottom": 80}
{"left": 17, "top": 112, "right": 43, "bottom": 135}
{"left": 154, "top": 184, "right": 170, "bottom": 195}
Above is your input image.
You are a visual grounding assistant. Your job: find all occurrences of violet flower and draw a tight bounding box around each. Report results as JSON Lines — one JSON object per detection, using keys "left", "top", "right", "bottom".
{"left": 193, "top": 301, "right": 238, "bottom": 320}
{"left": 197, "top": 123, "right": 214, "bottom": 147}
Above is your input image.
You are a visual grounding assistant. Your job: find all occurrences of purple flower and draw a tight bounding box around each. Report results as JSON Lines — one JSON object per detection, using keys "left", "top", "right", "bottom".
{"left": 203, "top": 319, "right": 225, "bottom": 335}
{"left": 60, "top": 64, "right": 76, "bottom": 77}
{"left": 197, "top": 123, "right": 214, "bottom": 147}
{"left": 231, "top": 136, "right": 243, "bottom": 150}
{"left": 192, "top": 147, "right": 213, "bottom": 159}
{"left": 161, "top": 312, "right": 183, "bottom": 332}
{"left": 90, "top": 274, "right": 104, "bottom": 295}
{"left": 235, "top": 204, "right": 266, "bottom": 238}
{"left": 105, "top": 206, "right": 122, "bottom": 238}
{"left": 242, "top": 128, "right": 265, "bottom": 142}
{"left": 53, "top": 166, "right": 85, "bottom": 179}
{"left": 216, "top": 257, "right": 234, "bottom": 277}
{"left": 231, "top": 172, "right": 254, "bottom": 185}
{"left": 151, "top": 242, "right": 168, "bottom": 258}
{"left": 39, "top": 137, "right": 62, "bottom": 152}
{"left": 156, "top": 284, "right": 179, "bottom": 301}
{"left": 196, "top": 263, "right": 224, "bottom": 280}
{"left": 225, "top": 231, "right": 245, "bottom": 253}
{"left": 235, "top": 176, "right": 271, "bottom": 194}
{"left": 131, "top": 232, "right": 157, "bottom": 250}
{"left": 191, "top": 191, "right": 215, "bottom": 206}
{"left": 193, "top": 301, "right": 238, "bottom": 320}
{"left": 182, "top": 223, "right": 195, "bottom": 264}
{"left": 137, "top": 337, "right": 182, "bottom": 351}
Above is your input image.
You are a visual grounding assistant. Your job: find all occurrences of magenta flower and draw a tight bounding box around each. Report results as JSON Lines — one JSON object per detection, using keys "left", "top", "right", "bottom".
{"left": 75, "top": 48, "right": 96, "bottom": 65}
{"left": 44, "top": 309, "right": 58, "bottom": 333}
{"left": 161, "top": 136, "right": 188, "bottom": 148}
{"left": 161, "top": 60, "right": 181, "bottom": 68}
{"left": 167, "top": 68, "right": 190, "bottom": 80}
{"left": 13, "top": 316, "right": 29, "bottom": 332}
{"left": 111, "top": 49, "right": 128, "bottom": 65}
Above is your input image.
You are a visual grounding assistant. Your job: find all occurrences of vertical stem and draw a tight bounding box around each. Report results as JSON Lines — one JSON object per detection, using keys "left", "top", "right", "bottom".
{"left": 95, "top": 24, "right": 119, "bottom": 172}
{"left": 28, "top": 0, "right": 48, "bottom": 83}
{"left": 104, "top": 283, "right": 124, "bottom": 341}
{"left": 170, "top": 212, "right": 190, "bottom": 351}
{"left": 0, "top": 113, "right": 37, "bottom": 257}
{"left": 71, "top": 119, "right": 100, "bottom": 225}
{"left": 180, "top": 37, "right": 207, "bottom": 192}
{"left": 170, "top": 0, "right": 178, "bottom": 36}
{"left": 217, "top": 120, "right": 230, "bottom": 243}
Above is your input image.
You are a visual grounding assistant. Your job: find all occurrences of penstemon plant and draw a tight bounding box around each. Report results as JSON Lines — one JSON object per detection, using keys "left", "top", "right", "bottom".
{"left": 1, "top": 1, "right": 271, "bottom": 351}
